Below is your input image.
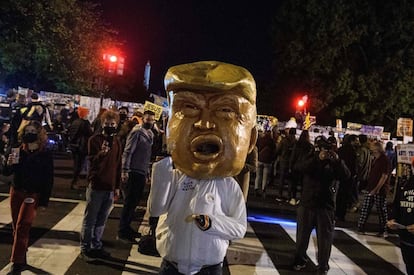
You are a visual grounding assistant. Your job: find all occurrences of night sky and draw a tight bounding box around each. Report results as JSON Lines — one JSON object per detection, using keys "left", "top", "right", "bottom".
{"left": 100, "top": 0, "right": 281, "bottom": 96}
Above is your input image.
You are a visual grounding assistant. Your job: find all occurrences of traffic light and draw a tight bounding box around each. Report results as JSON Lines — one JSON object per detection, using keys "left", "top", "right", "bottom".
{"left": 103, "top": 53, "right": 125, "bottom": 75}
{"left": 296, "top": 95, "right": 308, "bottom": 112}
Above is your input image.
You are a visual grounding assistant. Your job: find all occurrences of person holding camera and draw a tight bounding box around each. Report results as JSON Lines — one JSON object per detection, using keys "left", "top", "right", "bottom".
{"left": 79, "top": 110, "right": 122, "bottom": 262}
{"left": 3, "top": 120, "right": 54, "bottom": 274}
{"left": 292, "top": 135, "right": 350, "bottom": 274}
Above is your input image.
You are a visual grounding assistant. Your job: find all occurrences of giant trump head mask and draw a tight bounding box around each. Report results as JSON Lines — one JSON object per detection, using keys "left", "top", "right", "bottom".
{"left": 164, "top": 61, "right": 258, "bottom": 179}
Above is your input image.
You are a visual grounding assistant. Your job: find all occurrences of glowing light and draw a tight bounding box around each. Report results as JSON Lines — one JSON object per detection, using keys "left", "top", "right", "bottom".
{"left": 109, "top": 55, "right": 118, "bottom": 63}
{"left": 297, "top": 99, "right": 305, "bottom": 107}
{"left": 247, "top": 214, "right": 297, "bottom": 227}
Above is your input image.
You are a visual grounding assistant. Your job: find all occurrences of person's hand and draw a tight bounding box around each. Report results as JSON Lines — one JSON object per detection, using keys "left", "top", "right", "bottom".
{"left": 7, "top": 154, "right": 15, "bottom": 166}
{"left": 1, "top": 123, "right": 10, "bottom": 134}
{"left": 101, "top": 140, "right": 110, "bottom": 153}
{"left": 386, "top": 219, "right": 397, "bottom": 230}
{"left": 186, "top": 214, "right": 212, "bottom": 231}
{"left": 369, "top": 189, "right": 378, "bottom": 196}
{"left": 121, "top": 172, "right": 129, "bottom": 183}
{"left": 114, "top": 189, "right": 120, "bottom": 201}
{"left": 407, "top": 224, "right": 414, "bottom": 234}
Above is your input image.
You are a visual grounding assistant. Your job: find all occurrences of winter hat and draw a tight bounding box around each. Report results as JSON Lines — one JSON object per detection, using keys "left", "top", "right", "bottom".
{"left": 77, "top": 106, "right": 89, "bottom": 118}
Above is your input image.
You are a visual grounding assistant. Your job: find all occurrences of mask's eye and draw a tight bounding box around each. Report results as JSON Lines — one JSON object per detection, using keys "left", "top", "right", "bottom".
{"left": 216, "top": 107, "right": 237, "bottom": 119}
{"left": 180, "top": 103, "right": 200, "bottom": 117}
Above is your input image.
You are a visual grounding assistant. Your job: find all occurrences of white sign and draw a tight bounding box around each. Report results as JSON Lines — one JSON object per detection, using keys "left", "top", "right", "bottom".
{"left": 397, "top": 144, "right": 414, "bottom": 164}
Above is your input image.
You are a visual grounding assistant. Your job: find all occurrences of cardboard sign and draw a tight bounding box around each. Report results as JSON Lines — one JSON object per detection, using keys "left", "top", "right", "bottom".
{"left": 397, "top": 117, "right": 413, "bottom": 137}
{"left": 144, "top": 101, "right": 163, "bottom": 120}
{"left": 397, "top": 144, "right": 414, "bottom": 164}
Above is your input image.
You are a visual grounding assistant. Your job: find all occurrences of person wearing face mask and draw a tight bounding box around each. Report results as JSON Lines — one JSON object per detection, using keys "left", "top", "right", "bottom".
{"left": 117, "top": 110, "right": 155, "bottom": 243}
{"left": 67, "top": 106, "right": 93, "bottom": 190}
{"left": 79, "top": 110, "right": 122, "bottom": 262}
{"left": 116, "top": 106, "right": 136, "bottom": 150}
{"left": 3, "top": 120, "right": 54, "bottom": 274}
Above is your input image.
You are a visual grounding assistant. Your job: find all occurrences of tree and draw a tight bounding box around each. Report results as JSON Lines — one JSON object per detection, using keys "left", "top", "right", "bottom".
{"left": 271, "top": 0, "right": 414, "bottom": 131}
{"left": 0, "top": 0, "right": 122, "bottom": 96}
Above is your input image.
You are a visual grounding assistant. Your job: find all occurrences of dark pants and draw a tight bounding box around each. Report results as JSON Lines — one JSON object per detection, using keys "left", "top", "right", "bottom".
{"left": 118, "top": 172, "right": 146, "bottom": 235}
{"left": 10, "top": 187, "right": 39, "bottom": 264}
{"left": 159, "top": 259, "right": 223, "bottom": 275}
{"left": 278, "top": 163, "right": 290, "bottom": 198}
{"left": 294, "top": 206, "right": 335, "bottom": 272}
{"left": 401, "top": 243, "right": 414, "bottom": 275}
{"left": 72, "top": 151, "right": 87, "bottom": 185}
{"left": 335, "top": 178, "right": 352, "bottom": 220}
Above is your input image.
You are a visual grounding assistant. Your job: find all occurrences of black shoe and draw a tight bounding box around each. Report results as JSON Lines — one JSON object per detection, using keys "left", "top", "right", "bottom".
{"left": 79, "top": 250, "right": 97, "bottom": 262}
{"left": 127, "top": 228, "right": 142, "bottom": 238}
{"left": 7, "top": 263, "right": 25, "bottom": 275}
{"left": 91, "top": 248, "right": 111, "bottom": 258}
{"left": 292, "top": 261, "right": 307, "bottom": 271}
{"left": 117, "top": 234, "right": 137, "bottom": 244}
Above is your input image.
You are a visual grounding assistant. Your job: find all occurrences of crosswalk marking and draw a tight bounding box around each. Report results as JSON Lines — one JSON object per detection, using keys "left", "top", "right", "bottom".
{"left": 227, "top": 223, "right": 279, "bottom": 274}
{"left": 341, "top": 228, "right": 405, "bottom": 272}
{"left": 0, "top": 194, "right": 408, "bottom": 275}
{"left": 0, "top": 197, "right": 11, "bottom": 228}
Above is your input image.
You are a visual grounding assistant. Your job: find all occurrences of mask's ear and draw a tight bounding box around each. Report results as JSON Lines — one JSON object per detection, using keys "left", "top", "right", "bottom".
{"left": 247, "top": 126, "right": 258, "bottom": 153}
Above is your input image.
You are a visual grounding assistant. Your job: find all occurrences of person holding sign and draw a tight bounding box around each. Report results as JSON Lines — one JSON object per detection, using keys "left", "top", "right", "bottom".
{"left": 387, "top": 157, "right": 414, "bottom": 275}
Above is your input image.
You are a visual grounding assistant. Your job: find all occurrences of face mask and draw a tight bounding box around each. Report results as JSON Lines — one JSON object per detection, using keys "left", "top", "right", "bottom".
{"left": 119, "top": 114, "right": 127, "bottom": 121}
{"left": 143, "top": 122, "right": 153, "bottom": 129}
{"left": 103, "top": 126, "right": 117, "bottom": 135}
{"left": 22, "top": 133, "right": 38, "bottom": 143}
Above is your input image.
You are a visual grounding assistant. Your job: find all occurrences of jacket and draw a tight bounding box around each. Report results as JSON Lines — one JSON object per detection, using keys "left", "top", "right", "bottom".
{"left": 390, "top": 177, "right": 414, "bottom": 246}
{"left": 87, "top": 133, "right": 122, "bottom": 191}
{"left": 148, "top": 157, "right": 247, "bottom": 275}
{"left": 122, "top": 125, "right": 153, "bottom": 175}
{"left": 4, "top": 148, "right": 54, "bottom": 206}
{"left": 294, "top": 149, "right": 350, "bottom": 210}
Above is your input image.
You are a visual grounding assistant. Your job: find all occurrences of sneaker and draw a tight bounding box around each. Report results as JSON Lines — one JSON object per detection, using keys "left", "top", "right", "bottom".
{"left": 92, "top": 248, "right": 111, "bottom": 258}
{"left": 350, "top": 206, "right": 359, "bottom": 213}
{"left": 293, "top": 262, "right": 307, "bottom": 271}
{"left": 79, "top": 250, "right": 97, "bottom": 262}
{"left": 376, "top": 232, "right": 388, "bottom": 238}
{"left": 289, "top": 198, "right": 296, "bottom": 206}
{"left": 357, "top": 229, "right": 366, "bottom": 235}
{"left": 275, "top": 197, "right": 284, "bottom": 202}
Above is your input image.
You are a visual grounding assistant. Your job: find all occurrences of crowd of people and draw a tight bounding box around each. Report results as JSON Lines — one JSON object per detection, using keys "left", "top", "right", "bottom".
{"left": 1, "top": 89, "right": 165, "bottom": 274}
{"left": 251, "top": 123, "right": 413, "bottom": 274}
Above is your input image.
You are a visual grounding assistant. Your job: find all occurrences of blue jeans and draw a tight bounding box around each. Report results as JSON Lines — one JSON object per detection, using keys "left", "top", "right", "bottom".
{"left": 80, "top": 187, "right": 113, "bottom": 251}
{"left": 118, "top": 172, "right": 146, "bottom": 235}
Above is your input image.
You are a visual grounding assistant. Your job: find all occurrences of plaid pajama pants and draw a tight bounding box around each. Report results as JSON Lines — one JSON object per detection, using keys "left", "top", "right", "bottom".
{"left": 357, "top": 193, "right": 388, "bottom": 233}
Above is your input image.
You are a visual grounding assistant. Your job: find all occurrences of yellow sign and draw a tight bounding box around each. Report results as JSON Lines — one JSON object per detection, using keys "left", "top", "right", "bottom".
{"left": 144, "top": 101, "right": 163, "bottom": 120}
{"left": 397, "top": 117, "right": 413, "bottom": 137}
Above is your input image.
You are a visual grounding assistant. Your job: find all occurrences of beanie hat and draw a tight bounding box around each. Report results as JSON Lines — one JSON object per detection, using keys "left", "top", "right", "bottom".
{"left": 77, "top": 106, "right": 89, "bottom": 118}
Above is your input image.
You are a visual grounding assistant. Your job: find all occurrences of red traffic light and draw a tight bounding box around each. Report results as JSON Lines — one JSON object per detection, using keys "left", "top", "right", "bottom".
{"left": 109, "top": 55, "right": 117, "bottom": 63}
{"left": 103, "top": 53, "right": 125, "bottom": 75}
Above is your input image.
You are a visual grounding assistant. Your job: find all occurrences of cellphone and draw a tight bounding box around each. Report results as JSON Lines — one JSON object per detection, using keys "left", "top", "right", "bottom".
{"left": 11, "top": 148, "right": 20, "bottom": 164}
{"left": 394, "top": 222, "right": 406, "bottom": 229}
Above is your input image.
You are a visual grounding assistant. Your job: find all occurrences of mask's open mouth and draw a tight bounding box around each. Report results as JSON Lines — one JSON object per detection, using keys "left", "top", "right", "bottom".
{"left": 190, "top": 135, "right": 223, "bottom": 161}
